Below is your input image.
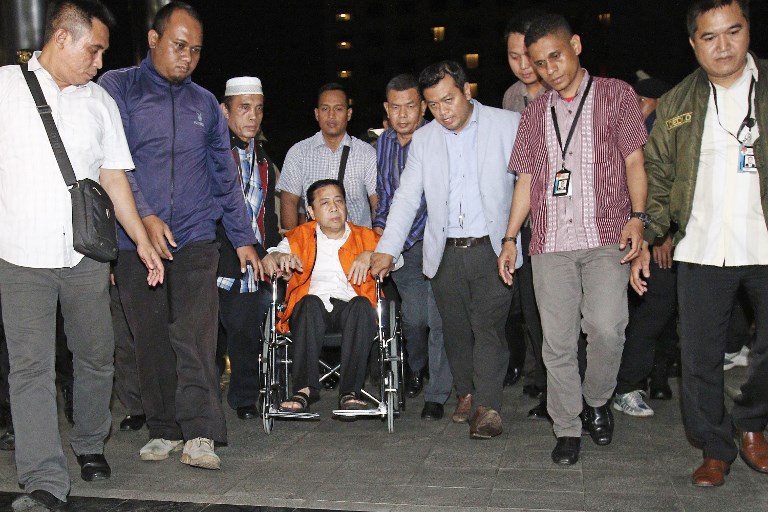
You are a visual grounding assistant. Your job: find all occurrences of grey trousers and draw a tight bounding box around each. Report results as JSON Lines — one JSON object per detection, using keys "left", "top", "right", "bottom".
{"left": 431, "top": 244, "right": 512, "bottom": 412}
{"left": 532, "top": 245, "right": 629, "bottom": 438}
{"left": 0, "top": 257, "right": 114, "bottom": 502}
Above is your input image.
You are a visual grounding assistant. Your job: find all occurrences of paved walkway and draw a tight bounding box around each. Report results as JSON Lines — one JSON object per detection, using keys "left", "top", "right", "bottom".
{"left": 0, "top": 368, "right": 765, "bottom": 511}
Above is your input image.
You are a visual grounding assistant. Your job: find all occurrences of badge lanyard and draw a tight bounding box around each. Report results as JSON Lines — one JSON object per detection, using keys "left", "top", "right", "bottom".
{"left": 551, "top": 76, "right": 593, "bottom": 196}
{"left": 711, "top": 77, "right": 758, "bottom": 173}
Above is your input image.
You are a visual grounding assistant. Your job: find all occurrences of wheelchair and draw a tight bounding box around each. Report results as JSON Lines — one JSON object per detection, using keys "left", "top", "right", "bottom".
{"left": 259, "top": 273, "right": 405, "bottom": 433}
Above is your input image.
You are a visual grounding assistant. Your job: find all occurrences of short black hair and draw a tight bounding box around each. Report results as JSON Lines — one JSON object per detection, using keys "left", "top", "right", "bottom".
{"left": 418, "top": 61, "right": 467, "bottom": 94}
{"left": 317, "top": 82, "right": 349, "bottom": 107}
{"left": 44, "top": 0, "right": 115, "bottom": 42}
{"left": 687, "top": 0, "right": 750, "bottom": 37}
{"left": 524, "top": 13, "right": 573, "bottom": 47}
{"left": 152, "top": 1, "right": 203, "bottom": 37}
{"left": 504, "top": 8, "right": 548, "bottom": 42}
{"left": 385, "top": 74, "right": 420, "bottom": 97}
{"left": 306, "top": 179, "right": 346, "bottom": 206}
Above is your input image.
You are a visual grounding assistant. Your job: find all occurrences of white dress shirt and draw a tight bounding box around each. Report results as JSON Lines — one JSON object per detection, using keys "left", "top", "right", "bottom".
{"left": 675, "top": 54, "right": 768, "bottom": 266}
{"left": 0, "top": 53, "right": 134, "bottom": 268}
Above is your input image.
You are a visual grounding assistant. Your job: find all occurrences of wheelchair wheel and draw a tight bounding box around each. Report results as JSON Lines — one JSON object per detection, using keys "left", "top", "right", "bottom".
{"left": 386, "top": 369, "right": 395, "bottom": 433}
{"left": 389, "top": 305, "right": 406, "bottom": 412}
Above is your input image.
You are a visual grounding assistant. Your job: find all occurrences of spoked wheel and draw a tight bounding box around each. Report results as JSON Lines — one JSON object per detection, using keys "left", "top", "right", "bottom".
{"left": 386, "top": 370, "right": 396, "bottom": 433}
{"left": 261, "top": 390, "right": 273, "bottom": 434}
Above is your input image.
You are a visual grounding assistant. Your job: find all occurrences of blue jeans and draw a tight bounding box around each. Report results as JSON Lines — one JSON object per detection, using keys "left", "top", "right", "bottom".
{"left": 391, "top": 242, "right": 452, "bottom": 404}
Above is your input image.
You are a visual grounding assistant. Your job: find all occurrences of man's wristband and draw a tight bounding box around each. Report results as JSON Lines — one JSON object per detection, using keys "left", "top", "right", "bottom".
{"left": 629, "top": 211, "right": 651, "bottom": 229}
{"left": 501, "top": 236, "right": 517, "bottom": 245}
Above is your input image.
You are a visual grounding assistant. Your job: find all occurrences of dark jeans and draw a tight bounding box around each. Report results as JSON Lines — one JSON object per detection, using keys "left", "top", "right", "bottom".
{"left": 218, "top": 285, "right": 271, "bottom": 409}
{"left": 678, "top": 263, "right": 768, "bottom": 462}
{"left": 289, "top": 295, "right": 375, "bottom": 395}
{"left": 114, "top": 242, "right": 226, "bottom": 443}
{"left": 431, "top": 244, "right": 513, "bottom": 412}
{"left": 111, "top": 284, "right": 143, "bottom": 416}
{"left": 616, "top": 256, "right": 677, "bottom": 394}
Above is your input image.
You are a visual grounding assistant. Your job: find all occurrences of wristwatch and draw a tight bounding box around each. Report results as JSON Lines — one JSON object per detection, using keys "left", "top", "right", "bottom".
{"left": 501, "top": 236, "right": 517, "bottom": 244}
{"left": 629, "top": 211, "right": 651, "bottom": 229}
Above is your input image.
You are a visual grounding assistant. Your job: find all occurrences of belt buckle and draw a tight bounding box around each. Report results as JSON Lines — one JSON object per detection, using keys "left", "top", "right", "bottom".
{"left": 456, "top": 238, "right": 469, "bottom": 247}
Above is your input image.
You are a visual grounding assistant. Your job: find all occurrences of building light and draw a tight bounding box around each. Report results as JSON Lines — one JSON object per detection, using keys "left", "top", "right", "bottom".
{"left": 598, "top": 13, "right": 611, "bottom": 25}
{"left": 338, "top": 70, "right": 352, "bottom": 78}
{"left": 469, "top": 83, "right": 479, "bottom": 97}
{"left": 336, "top": 13, "right": 352, "bottom": 22}
{"left": 464, "top": 53, "right": 479, "bottom": 69}
{"left": 431, "top": 26, "right": 445, "bottom": 42}
{"left": 337, "top": 41, "right": 352, "bottom": 50}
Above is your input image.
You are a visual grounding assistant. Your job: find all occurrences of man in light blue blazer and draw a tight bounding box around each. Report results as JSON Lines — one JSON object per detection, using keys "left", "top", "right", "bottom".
{"left": 371, "top": 61, "right": 522, "bottom": 439}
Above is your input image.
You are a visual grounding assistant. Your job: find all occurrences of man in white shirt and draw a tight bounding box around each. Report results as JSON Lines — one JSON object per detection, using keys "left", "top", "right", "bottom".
{"left": 633, "top": 0, "right": 768, "bottom": 487}
{"left": 0, "top": 1, "right": 162, "bottom": 509}
{"left": 262, "top": 179, "right": 384, "bottom": 412}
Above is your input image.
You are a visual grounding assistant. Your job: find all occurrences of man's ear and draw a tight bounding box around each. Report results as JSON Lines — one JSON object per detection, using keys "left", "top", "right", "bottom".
{"left": 53, "top": 28, "right": 69, "bottom": 48}
{"left": 219, "top": 103, "right": 229, "bottom": 118}
{"left": 148, "top": 30, "right": 159, "bottom": 49}
{"left": 314, "top": 108, "right": 320, "bottom": 122}
{"left": 306, "top": 205, "right": 315, "bottom": 220}
{"left": 346, "top": 108, "right": 353, "bottom": 121}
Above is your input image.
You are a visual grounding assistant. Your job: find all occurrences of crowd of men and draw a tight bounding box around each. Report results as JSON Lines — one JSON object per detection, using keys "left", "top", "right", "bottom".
{"left": 0, "top": 0, "right": 766, "bottom": 509}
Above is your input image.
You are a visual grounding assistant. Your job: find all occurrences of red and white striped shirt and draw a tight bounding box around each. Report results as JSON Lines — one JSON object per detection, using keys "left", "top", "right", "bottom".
{"left": 508, "top": 72, "right": 647, "bottom": 255}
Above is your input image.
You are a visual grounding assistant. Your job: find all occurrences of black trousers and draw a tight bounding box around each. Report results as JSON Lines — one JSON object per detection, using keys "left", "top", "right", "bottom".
{"left": 678, "top": 263, "right": 768, "bottom": 462}
{"left": 518, "top": 225, "right": 546, "bottom": 390}
{"left": 114, "top": 242, "right": 226, "bottom": 443}
{"left": 218, "top": 285, "right": 271, "bottom": 409}
{"left": 290, "top": 295, "right": 375, "bottom": 395}
{"left": 111, "top": 284, "right": 143, "bottom": 416}
{"left": 616, "top": 257, "right": 677, "bottom": 394}
{"left": 431, "top": 243, "right": 513, "bottom": 412}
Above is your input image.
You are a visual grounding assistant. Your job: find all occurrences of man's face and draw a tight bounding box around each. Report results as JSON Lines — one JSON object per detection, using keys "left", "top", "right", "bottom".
{"left": 528, "top": 31, "right": 583, "bottom": 97}
{"left": 423, "top": 74, "right": 473, "bottom": 132}
{"left": 507, "top": 32, "right": 538, "bottom": 85}
{"left": 384, "top": 88, "right": 425, "bottom": 138}
{"left": 636, "top": 95, "right": 657, "bottom": 121}
{"left": 689, "top": 2, "right": 750, "bottom": 86}
{"left": 222, "top": 94, "right": 264, "bottom": 142}
{"left": 57, "top": 18, "right": 110, "bottom": 87}
{"left": 307, "top": 184, "right": 348, "bottom": 233}
{"left": 315, "top": 90, "right": 352, "bottom": 138}
{"left": 148, "top": 10, "right": 203, "bottom": 83}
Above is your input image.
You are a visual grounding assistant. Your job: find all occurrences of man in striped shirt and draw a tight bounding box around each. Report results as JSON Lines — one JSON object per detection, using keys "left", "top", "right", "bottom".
{"left": 498, "top": 13, "right": 648, "bottom": 465}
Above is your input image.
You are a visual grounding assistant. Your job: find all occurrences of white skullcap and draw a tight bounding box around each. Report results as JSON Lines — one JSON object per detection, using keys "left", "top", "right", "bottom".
{"left": 225, "top": 76, "right": 263, "bottom": 97}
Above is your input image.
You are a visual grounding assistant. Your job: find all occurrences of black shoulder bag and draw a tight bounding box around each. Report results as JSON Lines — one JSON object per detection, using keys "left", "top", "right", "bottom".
{"left": 337, "top": 144, "right": 350, "bottom": 186}
{"left": 20, "top": 63, "right": 118, "bottom": 262}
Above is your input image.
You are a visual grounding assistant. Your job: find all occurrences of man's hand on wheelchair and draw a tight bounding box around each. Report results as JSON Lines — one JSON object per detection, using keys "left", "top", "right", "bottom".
{"left": 369, "top": 252, "right": 395, "bottom": 281}
{"left": 262, "top": 252, "right": 303, "bottom": 280}
{"left": 347, "top": 251, "right": 374, "bottom": 285}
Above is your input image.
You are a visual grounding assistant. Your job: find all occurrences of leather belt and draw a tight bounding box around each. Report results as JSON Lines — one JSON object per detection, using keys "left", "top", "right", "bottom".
{"left": 445, "top": 235, "right": 490, "bottom": 248}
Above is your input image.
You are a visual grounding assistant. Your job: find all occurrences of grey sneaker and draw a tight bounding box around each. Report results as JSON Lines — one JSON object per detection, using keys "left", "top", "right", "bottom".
{"left": 724, "top": 346, "right": 749, "bottom": 370}
{"left": 613, "top": 390, "right": 654, "bottom": 417}
{"left": 139, "top": 438, "right": 183, "bottom": 461}
{"left": 12, "top": 490, "right": 64, "bottom": 511}
{"left": 180, "top": 437, "right": 220, "bottom": 470}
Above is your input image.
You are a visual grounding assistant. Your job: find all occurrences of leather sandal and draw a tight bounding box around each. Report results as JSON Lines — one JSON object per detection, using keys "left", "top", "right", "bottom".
{"left": 279, "top": 389, "right": 319, "bottom": 413}
{"left": 339, "top": 392, "right": 368, "bottom": 410}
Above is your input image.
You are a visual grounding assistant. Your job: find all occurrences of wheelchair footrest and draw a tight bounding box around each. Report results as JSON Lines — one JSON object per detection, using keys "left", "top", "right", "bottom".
{"left": 332, "top": 403, "right": 387, "bottom": 417}
{"left": 266, "top": 407, "right": 319, "bottom": 420}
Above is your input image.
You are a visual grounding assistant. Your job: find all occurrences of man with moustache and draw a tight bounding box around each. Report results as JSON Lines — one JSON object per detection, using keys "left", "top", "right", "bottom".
{"left": 632, "top": 0, "right": 768, "bottom": 486}
{"left": 278, "top": 83, "right": 377, "bottom": 230}
{"left": 372, "top": 74, "right": 453, "bottom": 420}
{"left": 371, "top": 61, "right": 522, "bottom": 440}
{"left": 499, "top": 14, "right": 648, "bottom": 465}
{"left": 99, "top": 1, "right": 259, "bottom": 470}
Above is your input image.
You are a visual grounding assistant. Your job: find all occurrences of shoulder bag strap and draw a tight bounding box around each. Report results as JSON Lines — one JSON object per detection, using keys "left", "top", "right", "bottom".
{"left": 19, "top": 63, "right": 78, "bottom": 187}
{"left": 337, "top": 144, "right": 350, "bottom": 185}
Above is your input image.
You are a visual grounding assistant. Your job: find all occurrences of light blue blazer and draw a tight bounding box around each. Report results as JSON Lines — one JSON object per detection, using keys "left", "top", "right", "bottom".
{"left": 377, "top": 101, "right": 523, "bottom": 278}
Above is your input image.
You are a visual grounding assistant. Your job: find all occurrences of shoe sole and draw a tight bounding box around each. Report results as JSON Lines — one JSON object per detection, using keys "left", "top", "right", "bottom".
{"left": 612, "top": 401, "right": 654, "bottom": 417}
{"left": 180, "top": 453, "right": 221, "bottom": 470}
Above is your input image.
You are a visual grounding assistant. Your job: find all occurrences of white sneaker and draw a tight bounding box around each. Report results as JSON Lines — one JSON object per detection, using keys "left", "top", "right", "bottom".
{"left": 612, "top": 390, "right": 654, "bottom": 417}
{"left": 139, "top": 438, "right": 183, "bottom": 461}
{"left": 724, "top": 346, "right": 750, "bottom": 370}
{"left": 180, "top": 437, "right": 220, "bottom": 470}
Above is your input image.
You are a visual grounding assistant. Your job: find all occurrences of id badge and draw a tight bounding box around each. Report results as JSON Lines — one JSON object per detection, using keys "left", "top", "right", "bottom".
{"left": 740, "top": 144, "right": 758, "bottom": 173}
{"left": 552, "top": 169, "right": 572, "bottom": 197}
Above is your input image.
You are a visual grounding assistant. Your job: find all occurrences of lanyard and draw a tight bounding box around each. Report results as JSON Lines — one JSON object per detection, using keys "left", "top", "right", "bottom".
{"left": 711, "top": 77, "right": 756, "bottom": 144}
{"left": 551, "top": 76, "right": 593, "bottom": 167}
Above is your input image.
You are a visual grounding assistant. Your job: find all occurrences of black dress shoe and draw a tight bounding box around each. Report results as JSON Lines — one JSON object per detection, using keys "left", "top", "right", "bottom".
{"left": 580, "top": 402, "right": 614, "bottom": 446}
{"left": 551, "top": 437, "right": 581, "bottom": 465}
{"left": 0, "top": 430, "right": 14, "bottom": 451}
{"left": 323, "top": 375, "right": 338, "bottom": 390}
{"left": 503, "top": 367, "right": 522, "bottom": 387}
{"left": 61, "top": 385, "right": 74, "bottom": 426}
{"left": 648, "top": 380, "right": 672, "bottom": 400}
{"left": 77, "top": 453, "right": 111, "bottom": 482}
{"left": 119, "top": 414, "right": 146, "bottom": 431}
{"left": 523, "top": 384, "right": 545, "bottom": 400}
{"left": 527, "top": 399, "right": 552, "bottom": 422}
{"left": 421, "top": 401, "right": 444, "bottom": 420}
{"left": 406, "top": 370, "right": 424, "bottom": 399}
{"left": 237, "top": 404, "right": 259, "bottom": 420}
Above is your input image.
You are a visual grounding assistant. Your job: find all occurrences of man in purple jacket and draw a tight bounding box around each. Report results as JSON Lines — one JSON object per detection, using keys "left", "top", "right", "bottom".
{"left": 99, "top": 1, "right": 259, "bottom": 470}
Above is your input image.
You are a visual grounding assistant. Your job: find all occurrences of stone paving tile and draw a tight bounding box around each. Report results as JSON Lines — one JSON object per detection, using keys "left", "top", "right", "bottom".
{"left": 582, "top": 470, "right": 676, "bottom": 496}
{"left": 489, "top": 489, "right": 585, "bottom": 510}
{"left": 583, "top": 492, "right": 685, "bottom": 512}
{"left": 410, "top": 466, "right": 498, "bottom": 489}
{"left": 496, "top": 468, "right": 584, "bottom": 493}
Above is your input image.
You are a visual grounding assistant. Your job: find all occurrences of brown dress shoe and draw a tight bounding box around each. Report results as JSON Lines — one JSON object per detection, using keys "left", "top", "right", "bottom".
{"left": 452, "top": 393, "right": 473, "bottom": 423}
{"left": 691, "top": 458, "right": 730, "bottom": 487}
{"left": 469, "top": 406, "right": 503, "bottom": 439}
{"left": 739, "top": 431, "right": 768, "bottom": 473}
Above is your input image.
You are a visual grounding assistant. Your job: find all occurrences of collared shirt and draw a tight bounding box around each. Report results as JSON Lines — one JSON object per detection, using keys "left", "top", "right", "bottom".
{"left": 0, "top": 52, "right": 134, "bottom": 268}
{"left": 509, "top": 71, "right": 648, "bottom": 255}
{"left": 270, "top": 224, "right": 357, "bottom": 311}
{"left": 277, "top": 131, "right": 377, "bottom": 227}
{"left": 675, "top": 53, "right": 768, "bottom": 266}
{"left": 372, "top": 123, "right": 428, "bottom": 250}
{"left": 442, "top": 101, "right": 488, "bottom": 238}
{"left": 502, "top": 80, "right": 547, "bottom": 113}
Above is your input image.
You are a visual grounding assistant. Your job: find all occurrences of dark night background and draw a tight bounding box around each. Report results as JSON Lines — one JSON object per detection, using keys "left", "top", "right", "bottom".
{"left": 95, "top": 0, "right": 768, "bottom": 166}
